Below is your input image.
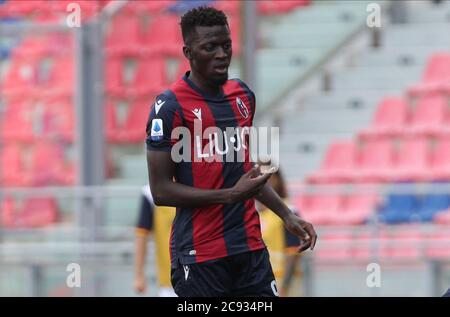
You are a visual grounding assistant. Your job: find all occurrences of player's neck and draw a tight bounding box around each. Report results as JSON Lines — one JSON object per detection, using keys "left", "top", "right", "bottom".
{"left": 188, "top": 72, "right": 222, "bottom": 97}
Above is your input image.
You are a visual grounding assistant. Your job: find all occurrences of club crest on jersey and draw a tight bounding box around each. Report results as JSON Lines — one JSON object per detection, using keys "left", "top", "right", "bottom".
{"left": 150, "top": 119, "right": 163, "bottom": 141}
{"left": 236, "top": 97, "right": 249, "bottom": 119}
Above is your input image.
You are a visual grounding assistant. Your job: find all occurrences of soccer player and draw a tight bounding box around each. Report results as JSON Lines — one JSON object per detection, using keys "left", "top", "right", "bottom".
{"left": 134, "top": 184, "right": 176, "bottom": 297}
{"left": 146, "top": 6, "right": 317, "bottom": 297}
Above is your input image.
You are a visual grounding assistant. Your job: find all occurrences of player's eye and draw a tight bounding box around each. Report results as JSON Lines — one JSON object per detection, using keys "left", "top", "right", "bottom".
{"left": 223, "top": 42, "right": 232, "bottom": 51}
{"left": 204, "top": 44, "right": 215, "bottom": 52}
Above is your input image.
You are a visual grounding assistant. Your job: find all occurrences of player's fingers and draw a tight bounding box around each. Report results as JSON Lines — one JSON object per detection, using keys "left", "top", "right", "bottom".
{"left": 253, "top": 172, "right": 272, "bottom": 185}
{"left": 298, "top": 238, "right": 312, "bottom": 253}
{"left": 246, "top": 164, "right": 260, "bottom": 178}
{"left": 303, "top": 223, "right": 317, "bottom": 250}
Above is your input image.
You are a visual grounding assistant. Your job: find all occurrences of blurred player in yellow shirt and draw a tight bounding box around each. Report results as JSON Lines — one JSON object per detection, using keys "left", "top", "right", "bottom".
{"left": 134, "top": 185, "right": 176, "bottom": 297}
{"left": 257, "top": 168, "right": 303, "bottom": 297}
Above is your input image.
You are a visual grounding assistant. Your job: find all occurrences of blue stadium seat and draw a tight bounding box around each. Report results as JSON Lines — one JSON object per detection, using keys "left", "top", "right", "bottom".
{"left": 417, "top": 182, "right": 450, "bottom": 222}
{"left": 378, "top": 183, "right": 419, "bottom": 224}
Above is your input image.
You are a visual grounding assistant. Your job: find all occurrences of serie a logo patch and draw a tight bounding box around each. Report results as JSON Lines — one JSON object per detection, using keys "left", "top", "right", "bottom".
{"left": 150, "top": 119, "right": 164, "bottom": 141}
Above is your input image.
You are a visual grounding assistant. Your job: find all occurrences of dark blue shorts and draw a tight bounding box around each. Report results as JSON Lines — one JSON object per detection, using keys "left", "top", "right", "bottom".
{"left": 171, "top": 248, "right": 278, "bottom": 297}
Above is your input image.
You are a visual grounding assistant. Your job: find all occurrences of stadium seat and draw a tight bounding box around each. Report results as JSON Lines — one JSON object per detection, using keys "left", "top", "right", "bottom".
{"left": 296, "top": 193, "right": 341, "bottom": 225}
{"left": 408, "top": 95, "right": 448, "bottom": 136}
{"left": 1, "top": 144, "right": 29, "bottom": 186}
{"left": 429, "top": 136, "right": 450, "bottom": 181}
{"left": 123, "top": 100, "right": 152, "bottom": 143}
{"left": 358, "top": 96, "right": 409, "bottom": 139}
{"left": 329, "top": 193, "right": 379, "bottom": 225}
{"left": 2, "top": 57, "right": 38, "bottom": 97}
{"left": 425, "top": 232, "right": 450, "bottom": 258}
{"left": 315, "top": 232, "right": 352, "bottom": 260}
{"left": 408, "top": 52, "right": 450, "bottom": 96}
{"left": 389, "top": 230, "right": 422, "bottom": 259}
{"left": 416, "top": 182, "right": 450, "bottom": 222}
{"left": 378, "top": 183, "right": 419, "bottom": 224}
{"left": 354, "top": 138, "right": 394, "bottom": 183}
{"left": 434, "top": 209, "right": 450, "bottom": 224}
{"left": 42, "top": 98, "right": 75, "bottom": 142}
{"left": 351, "top": 231, "right": 390, "bottom": 260}
{"left": 106, "top": 56, "right": 166, "bottom": 97}
{"left": 1, "top": 99, "right": 36, "bottom": 142}
{"left": 143, "top": 15, "right": 182, "bottom": 56}
{"left": 29, "top": 142, "right": 68, "bottom": 186}
{"left": 105, "top": 14, "right": 143, "bottom": 55}
{"left": 391, "top": 137, "right": 430, "bottom": 181}
{"left": 124, "top": 0, "right": 174, "bottom": 15}
{"left": 0, "top": 196, "right": 58, "bottom": 228}
{"left": 105, "top": 99, "right": 151, "bottom": 144}
{"left": 306, "top": 140, "right": 356, "bottom": 184}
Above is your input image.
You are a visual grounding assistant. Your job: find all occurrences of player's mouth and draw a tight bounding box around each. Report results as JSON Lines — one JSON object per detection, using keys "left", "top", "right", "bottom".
{"left": 213, "top": 65, "right": 228, "bottom": 75}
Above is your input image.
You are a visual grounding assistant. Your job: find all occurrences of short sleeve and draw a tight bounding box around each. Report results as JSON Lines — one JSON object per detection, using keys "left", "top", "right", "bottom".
{"left": 136, "top": 194, "right": 154, "bottom": 234}
{"left": 145, "top": 92, "right": 183, "bottom": 152}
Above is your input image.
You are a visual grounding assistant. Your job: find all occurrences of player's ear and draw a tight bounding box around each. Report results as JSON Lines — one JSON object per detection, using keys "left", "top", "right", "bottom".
{"left": 183, "top": 46, "right": 192, "bottom": 60}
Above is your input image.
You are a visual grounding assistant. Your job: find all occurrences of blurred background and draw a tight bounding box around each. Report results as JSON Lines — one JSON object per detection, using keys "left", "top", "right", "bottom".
{"left": 0, "top": 0, "right": 450, "bottom": 297}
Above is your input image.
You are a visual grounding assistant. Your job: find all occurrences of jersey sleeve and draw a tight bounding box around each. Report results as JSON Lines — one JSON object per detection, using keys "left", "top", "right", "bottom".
{"left": 135, "top": 194, "right": 154, "bottom": 237}
{"left": 146, "top": 92, "right": 183, "bottom": 152}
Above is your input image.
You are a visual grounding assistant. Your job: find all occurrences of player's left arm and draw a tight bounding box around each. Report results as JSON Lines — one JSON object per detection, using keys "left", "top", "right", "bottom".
{"left": 255, "top": 184, "right": 317, "bottom": 252}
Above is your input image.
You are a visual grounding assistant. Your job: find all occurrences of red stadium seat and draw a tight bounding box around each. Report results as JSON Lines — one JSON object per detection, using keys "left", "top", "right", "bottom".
{"left": 2, "top": 58, "right": 38, "bottom": 97}
{"left": 105, "top": 14, "right": 143, "bottom": 55}
{"left": 1, "top": 99, "right": 36, "bottom": 142}
{"left": 123, "top": 100, "right": 152, "bottom": 143}
{"left": 425, "top": 232, "right": 450, "bottom": 258}
{"left": 124, "top": 0, "right": 174, "bottom": 15}
{"left": 315, "top": 232, "right": 353, "bottom": 260}
{"left": 143, "top": 15, "right": 182, "bottom": 56}
{"left": 296, "top": 193, "right": 342, "bottom": 225}
{"left": 330, "top": 193, "right": 379, "bottom": 225}
{"left": 1, "top": 144, "right": 29, "bottom": 187}
{"left": 434, "top": 209, "right": 450, "bottom": 224}
{"left": 306, "top": 140, "right": 356, "bottom": 184}
{"left": 389, "top": 230, "right": 422, "bottom": 259}
{"left": 132, "top": 58, "right": 167, "bottom": 95}
{"left": 106, "top": 57, "right": 166, "bottom": 97}
{"left": 30, "top": 142, "right": 67, "bottom": 186}
{"left": 106, "top": 100, "right": 151, "bottom": 143}
{"left": 1, "top": 196, "right": 58, "bottom": 228}
{"left": 354, "top": 138, "right": 394, "bottom": 183}
{"left": 359, "top": 97, "right": 409, "bottom": 139}
{"left": 408, "top": 95, "right": 448, "bottom": 136}
{"left": 408, "top": 53, "right": 450, "bottom": 96}
{"left": 391, "top": 137, "right": 430, "bottom": 181}
{"left": 42, "top": 98, "right": 75, "bottom": 142}
{"left": 429, "top": 136, "right": 450, "bottom": 180}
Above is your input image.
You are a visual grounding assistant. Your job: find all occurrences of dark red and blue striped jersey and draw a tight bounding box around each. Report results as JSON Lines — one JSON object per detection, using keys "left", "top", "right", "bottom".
{"left": 146, "top": 72, "right": 266, "bottom": 267}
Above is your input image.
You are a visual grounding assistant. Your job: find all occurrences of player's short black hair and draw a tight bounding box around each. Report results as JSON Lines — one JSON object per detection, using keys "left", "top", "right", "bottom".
{"left": 180, "top": 6, "right": 229, "bottom": 44}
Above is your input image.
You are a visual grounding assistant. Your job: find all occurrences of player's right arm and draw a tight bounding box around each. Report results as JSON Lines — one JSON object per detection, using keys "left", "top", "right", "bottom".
{"left": 147, "top": 151, "right": 270, "bottom": 207}
{"left": 146, "top": 94, "right": 270, "bottom": 208}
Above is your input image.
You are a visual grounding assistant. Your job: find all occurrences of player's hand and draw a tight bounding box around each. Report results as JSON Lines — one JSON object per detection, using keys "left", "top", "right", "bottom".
{"left": 283, "top": 213, "right": 317, "bottom": 253}
{"left": 229, "top": 165, "right": 272, "bottom": 203}
{"left": 134, "top": 274, "right": 147, "bottom": 294}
